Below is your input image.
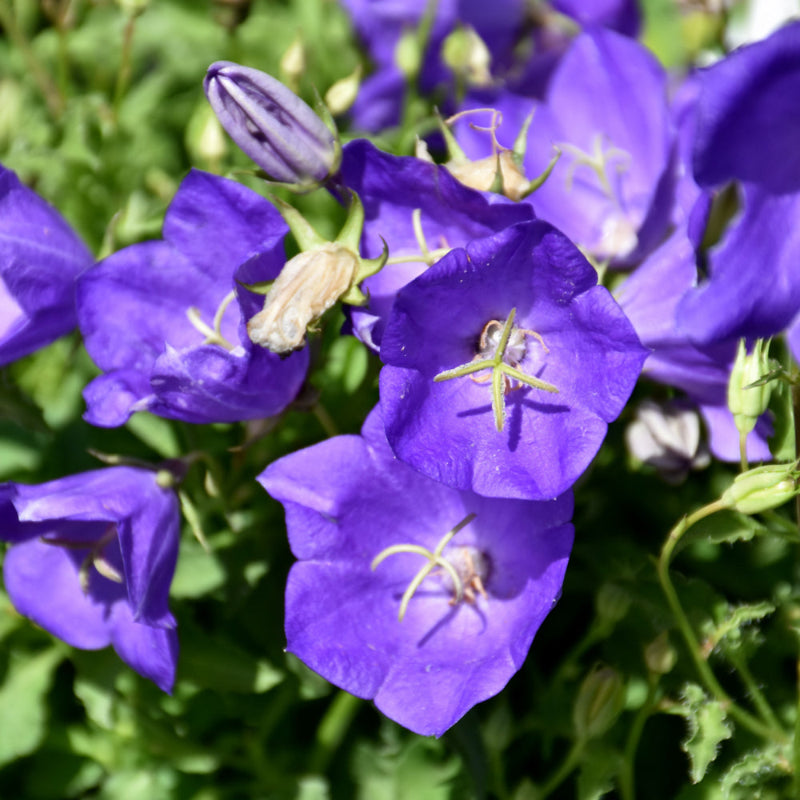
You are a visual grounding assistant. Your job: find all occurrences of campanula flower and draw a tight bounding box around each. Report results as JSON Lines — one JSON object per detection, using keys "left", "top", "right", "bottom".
{"left": 0, "top": 164, "right": 93, "bottom": 366}
{"left": 259, "top": 407, "right": 573, "bottom": 736}
{"left": 0, "top": 467, "right": 180, "bottom": 692}
{"left": 77, "top": 169, "right": 308, "bottom": 426}
{"left": 677, "top": 22, "right": 800, "bottom": 344}
{"left": 379, "top": 219, "right": 647, "bottom": 500}
{"left": 339, "top": 139, "right": 532, "bottom": 350}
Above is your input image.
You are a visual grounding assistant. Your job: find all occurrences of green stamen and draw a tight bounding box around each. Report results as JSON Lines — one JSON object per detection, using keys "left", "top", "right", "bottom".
{"left": 371, "top": 512, "right": 477, "bottom": 622}
{"left": 434, "top": 308, "right": 558, "bottom": 431}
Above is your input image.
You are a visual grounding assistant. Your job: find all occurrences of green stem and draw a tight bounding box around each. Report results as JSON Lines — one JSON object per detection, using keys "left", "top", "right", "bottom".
{"left": 618, "top": 679, "right": 658, "bottom": 800}
{"left": 312, "top": 403, "right": 338, "bottom": 438}
{"left": 310, "top": 691, "right": 361, "bottom": 774}
{"left": 112, "top": 11, "right": 139, "bottom": 119}
{"left": 794, "top": 658, "right": 800, "bottom": 796}
{"left": 0, "top": 0, "right": 64, "bottom": 118}
{"left": 658, "top": 500, "right": 788, "bottom": 744}
{"left": 739, "top": 431, "right": 749, "bottom": 473}
{"left": 727, "top": 650, "right": 783, "bottom": 731}
{"left": 536, "top": 738, "right": 586, "bottom": 799}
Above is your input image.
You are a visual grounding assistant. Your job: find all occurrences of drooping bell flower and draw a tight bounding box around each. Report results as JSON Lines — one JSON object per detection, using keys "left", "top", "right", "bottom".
{"left": 677, "top": 22, "right": 800, "bottom": 345}
{"left": 77, "top": 169, "right": 308, "bottom": 426}
{"left": 379, "top": 219, "right": 647, "bottom": 500}
{"left": 338, "top": 139, "right": 533, "bottom": 351}
{"left": 616, "top": 229, "right": 773, "bottom": 463}
{"left": 0, "top": 164, "right": 93, "bottom": 366}
{"left": 204, "top": 61, "right": 339, "bottom": 189}
{"left": 259, "top": 407, "right": 574, "bottom": 736}
{"left": 0, "top": 467, "right": 180, "bottom": 692}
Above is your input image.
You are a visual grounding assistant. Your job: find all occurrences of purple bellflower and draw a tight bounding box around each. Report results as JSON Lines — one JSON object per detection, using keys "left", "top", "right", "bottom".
{"left": 0, "top": 467, "right": 180, "bottom": 692}
{"left": 677, "top": 22, "right": 800, "bottom": 345}
{"left": 455, "top": 29, "right": 673, "bottom": 266}
{"left": 259, "top": 407, "right": 573, "bottom": 736}
{"left": 204, "top": 62, "right": 339, "bottom": 188}
{"left": 77, "top": 169, "right": 308, "bottom": 427}
{"left": 616, "top": 230, "right": 772, "bottom": 463}
{"left": 379, "top": 219, "right": 647, "bottom": 501}
{"left": 0, "top": 164, "right": 93, "bottom": 367}
{"left": 339, "top": 139, "right": 532, "bottom": 351}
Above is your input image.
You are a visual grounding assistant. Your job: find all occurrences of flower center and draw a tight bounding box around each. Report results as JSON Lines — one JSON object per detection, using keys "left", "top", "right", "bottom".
{"left": 434, "top": 307, "right": 559, "bottom": 431}
{"left": 559, "top": 132, "right": 638, "bottom": 259}
{"left": 186, "top": 289, "right": 237, "bottom": 351}
{"left": 371, "top": 512, "right": 489, "bottom": 621}
{"left": 41, "top": 523, "right": 123, "bottom": 594}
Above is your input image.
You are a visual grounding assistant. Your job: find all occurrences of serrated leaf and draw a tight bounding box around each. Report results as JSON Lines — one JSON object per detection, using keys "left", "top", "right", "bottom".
{"left": 0, "top": 647, "right": 64, "bottom": 766}
{"left": 702, "top": 601, "right": 775, "bottom": 655}
{"left": 679, "top": 683, "right": 733, "bottom": 783}
{"left": 683, "top": 510, "right": 767, "bottom": 551}
{"left": 720, "top": 744, "right": 790, "bottom": 799}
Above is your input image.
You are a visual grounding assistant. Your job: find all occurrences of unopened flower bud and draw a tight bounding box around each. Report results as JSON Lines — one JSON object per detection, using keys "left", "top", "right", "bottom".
{"left": 727, "top": 338, "right": 772, "bottom": 436}
{"left": 204, "top": 61, "right": 339, "bottom": 188}
{"left": 441, "top": 25, "right": 492, "bottom": 86}
{"left": 280, "top": 36, "right": 305, "bottom": 92}
{"left": 720, "top": 463, "right": 799, "bottom": 515}
{"left": 395, "top": 28, "right": 424, "bottom": 80}
{"left": 595, "top": 583, "right": 631, "bottom": 629}
{"left": 644, "top": 632, "right": 677, "bottom": 675}
{"left": 573, "top": 665, "right": 625, "bottom": 740}
{"left": 325, "top": 65, "right": 362, "bottom": 117}
{"left": 247, "top": 243, "right": 359, "bottom": 353}
{"left": 446, "top": 151, "right": 529, "bottom": 201}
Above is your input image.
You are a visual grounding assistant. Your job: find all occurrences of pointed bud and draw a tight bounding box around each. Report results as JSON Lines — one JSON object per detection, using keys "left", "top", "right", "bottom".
{"left": 280, "top": 36, "right": 305, "bottom": 92}
{"left": 720, "top": 463, "right": 799, "bottom": 515}
{"left": 441, "top": 25, "right": 492, "bottom": 87}
{"left": 727, "top": 338, "right": 773, "bottom": 436}
{"left": 247, "top": 243, "right": 359, "bottom": 353}
{"left": 595, "top": 583, "right": 631, "bottom": 629}
{"left": 573, "top": 666, "right": 626, "bottom": 740}
{"left": 204, "top": 61, "right": 339, "bottom": 188}
{"left": 644, "top": 632, "right": 677, "bottom": 675}
{"left": 325, "top": 65, "right": 362, "bottom": 117}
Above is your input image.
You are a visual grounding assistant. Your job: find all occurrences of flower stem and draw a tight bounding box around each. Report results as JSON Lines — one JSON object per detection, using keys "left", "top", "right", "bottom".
{"left": 657, "top": 500, "right": 788, "bottom": 744}
{"left": 310, "top": 691, "right": 361, "bottom": 774}
{"left": 618, "top": 678, "right": 658, "bottom": 800}
{"left": 536, "top": 738, "right": 586, "bottom": 799}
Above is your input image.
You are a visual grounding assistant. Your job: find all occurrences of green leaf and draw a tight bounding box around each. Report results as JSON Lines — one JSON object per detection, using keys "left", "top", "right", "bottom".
{"left": 577, "top": 743, "right": 622, "bottom": 800}
{"left": 169, "top": 538, "right": 226, "bottom": 599}
{"left": 719, "top": 745, "right": 791, "bottom": 799}
{"left": 678, "top": 683, "right": 733, "bottom": 783}
{"left": 683, "top": 510, "right": 768, "bottom": 551}
{"left": 353, "top": 725, "right": 461, "bottom": 800}
{"left": 701, "top": 601, "right": 775, "bottom": 655}
{"left": 0, "top": 647, "right": 64, "bottom": 766}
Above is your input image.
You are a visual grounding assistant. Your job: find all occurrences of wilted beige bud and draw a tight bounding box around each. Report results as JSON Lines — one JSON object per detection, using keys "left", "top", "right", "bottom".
{"left": 446, "top": 151, "right": 529, "bottom": 201}
{"left": 248, "top": 243, "right": 359, "bottom": 353}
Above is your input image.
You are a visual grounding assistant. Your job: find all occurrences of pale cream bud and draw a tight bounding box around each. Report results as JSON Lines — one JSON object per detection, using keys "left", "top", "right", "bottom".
{"left": 446, "top": 151, "right": 529, "bottom": 201}
{"left": 441, "top": 26, "right": 492, "bottom": 87}
{"left": 325, "top": 65, "right": 362, "bottom": 117}
{"left": 247, "top": 243, "right": 359, "bottom": 353}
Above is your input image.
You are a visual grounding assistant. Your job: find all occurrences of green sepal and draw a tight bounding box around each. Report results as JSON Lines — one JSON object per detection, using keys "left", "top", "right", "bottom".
{"left": 355, "top": 237, "right": 389, "bottom": 283}
{"left": 340, "top": 284, "right": 368, "bottom": 306}
{"left": 267, "top": 194, "right": 328, "bottom": 251}
{"left": 487, "top": 153, "right": 505, "bottom": 196}
{"left": 511, "top": 108, "right": 535, "bottom": 168}
{"left": 335, "top": 189, "right": 365, "bottom": 253}
{"left": 435, "top": 107, "right": 468, "bottom": 163}
{"left": 520, "top": 147, "right": 562, "bottom": 199}
{"left": 677, "top": 683, "right": 733, "bottom": 783}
